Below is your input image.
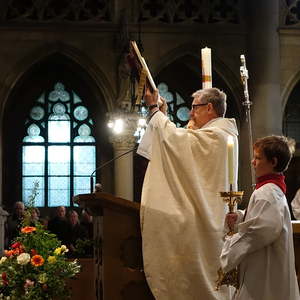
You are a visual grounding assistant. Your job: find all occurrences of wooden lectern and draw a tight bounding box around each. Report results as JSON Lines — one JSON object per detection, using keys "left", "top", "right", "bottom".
{"left": 74, "top": 192, "right": 154, "bottom": 300}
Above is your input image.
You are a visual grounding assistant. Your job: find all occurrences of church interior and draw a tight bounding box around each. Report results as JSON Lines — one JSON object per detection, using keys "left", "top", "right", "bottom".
{"left": 1, "top": 0, "right": 300, "bottom": 299}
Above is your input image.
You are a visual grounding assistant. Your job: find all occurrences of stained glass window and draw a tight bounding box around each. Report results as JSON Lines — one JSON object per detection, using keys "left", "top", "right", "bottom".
{"left": 22, "top": 82, "right": 96, "bottom": 207}
{"left": 158, "top": 82, "right": 190, "bottom": 127}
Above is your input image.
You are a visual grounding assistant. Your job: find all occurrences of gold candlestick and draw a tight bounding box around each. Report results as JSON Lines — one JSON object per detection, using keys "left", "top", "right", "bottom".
{"left": 216, "top": 185, "right": 244, "bottom": 291}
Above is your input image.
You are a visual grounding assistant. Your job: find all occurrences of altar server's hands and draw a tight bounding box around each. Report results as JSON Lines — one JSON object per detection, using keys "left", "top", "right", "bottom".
{"left": 226, "top": 212, "right": 238, "bottom": 232}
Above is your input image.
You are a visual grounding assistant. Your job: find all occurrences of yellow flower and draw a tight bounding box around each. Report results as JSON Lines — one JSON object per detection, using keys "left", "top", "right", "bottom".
{"left": 54, "top": 248, "right": 62, "bottom": 255}
{"left": 60, "top": 245, "right": 69, "bottom": 253}
{"left": 38, "top": 273, "right": 47, "bottom": 284}
{"left": 47, "top": 256, "right": 56, "bottom": 264}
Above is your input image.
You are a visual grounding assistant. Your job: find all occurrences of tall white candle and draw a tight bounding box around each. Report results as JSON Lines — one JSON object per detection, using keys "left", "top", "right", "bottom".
{"left": 201, "top": 47, "right": 212, "bottom": 89}
{"left": 227, "top": 135, "right": 234, "bottom": 185}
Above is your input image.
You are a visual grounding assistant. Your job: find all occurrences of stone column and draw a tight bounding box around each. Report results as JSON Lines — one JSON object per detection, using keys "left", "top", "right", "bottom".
{"left": 246, "top": 0, "right": 281, "bottom": 139}
{"left": 238, "top": 0, "right": 281, "bottom": 200}
{"left": 0, "top": 207, "right": 8, "bottom": 254}
{"left": 108, "top": 111, "right": 139, "bottom": 201}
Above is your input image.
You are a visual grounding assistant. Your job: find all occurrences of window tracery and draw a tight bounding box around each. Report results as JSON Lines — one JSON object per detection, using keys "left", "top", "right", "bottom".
{"left": 22, "top": 82, "right": 96, "bottom": 207}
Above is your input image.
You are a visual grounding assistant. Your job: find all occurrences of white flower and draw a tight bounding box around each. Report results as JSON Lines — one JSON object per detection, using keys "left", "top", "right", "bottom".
{"left": 60, "top": 245, "right": 69, "bottom": 253}
{"left": 17, "top": 253, "right": 31, "bottom": 265}
{"left": 0, "top": 257, "right": 7, "bottom": 264}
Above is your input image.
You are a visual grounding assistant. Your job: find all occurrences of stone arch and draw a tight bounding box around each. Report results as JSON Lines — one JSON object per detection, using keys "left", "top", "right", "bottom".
{"left": 0, "top": 42, "right": 115, "bottom": 119}
{"left": 1, "top": 44, "right": 114, "bottom": 210}
{"left": 281, "top": 69, "right": 300, "bottom": 111}
{"left": 281, "top": 69, "right": 300, "bottom": 141}
{"left": 281, "top": 69, "right": 300, "bottom": 205}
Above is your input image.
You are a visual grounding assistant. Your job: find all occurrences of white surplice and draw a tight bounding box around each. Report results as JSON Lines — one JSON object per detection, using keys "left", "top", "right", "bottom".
{"left": 137, "top": 111, "right": 239, "bottom": 300}
{"left": 221, "top": 183, "right": 300, "bottom": 300}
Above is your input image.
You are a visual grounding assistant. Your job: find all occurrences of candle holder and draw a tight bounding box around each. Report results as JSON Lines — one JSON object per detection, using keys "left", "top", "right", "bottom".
{"left": 216, "top": 184, "right": 244, "bottom": 291}
{"left": 220, "top": 185, "right": 244, "bottom": 236}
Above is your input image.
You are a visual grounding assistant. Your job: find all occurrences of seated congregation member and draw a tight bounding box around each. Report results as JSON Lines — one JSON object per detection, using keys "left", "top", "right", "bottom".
{"left": 221, "top": 135, "right": 299, "bottom": 300}
{"left": 81, "top": 209, "right": 93, "bottom": 240}
{"left": 66, "top": 210, "right": 88, "bottom": 256}
{"left": 5, "top": 201, "right": 25, "bottom": 247}
{"left": 48, "top": 206, "right": 69, "bottom": 244}
{"left": 30, "top": 207, "right": 40, "bottom": 225}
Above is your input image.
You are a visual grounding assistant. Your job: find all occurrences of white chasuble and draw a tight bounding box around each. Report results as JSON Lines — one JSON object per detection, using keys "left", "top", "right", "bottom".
{"left": 137, "top": 112, "right": 239, "bottom": 300}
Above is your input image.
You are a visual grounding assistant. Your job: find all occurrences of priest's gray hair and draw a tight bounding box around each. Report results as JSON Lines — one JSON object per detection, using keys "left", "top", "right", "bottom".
{"left": 192, "top": 88, "right": 227, "bottom": 117}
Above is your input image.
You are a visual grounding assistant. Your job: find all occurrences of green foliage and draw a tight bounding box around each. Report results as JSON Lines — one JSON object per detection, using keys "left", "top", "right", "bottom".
{"left": 0, "top": 182, "right": 80, "bottom": 300}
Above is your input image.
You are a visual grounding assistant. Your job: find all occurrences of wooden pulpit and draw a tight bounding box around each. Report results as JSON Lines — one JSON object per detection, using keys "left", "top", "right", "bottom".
{"left": 73, "top": 192, "right": 154, "bottom": 300}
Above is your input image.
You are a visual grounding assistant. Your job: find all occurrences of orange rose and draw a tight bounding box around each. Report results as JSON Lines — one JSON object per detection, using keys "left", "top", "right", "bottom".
{"left": 31, "top": 255, "right": 44, "bottom": 267}
{"left": 4, "top": 250, "right": 14, "bottom": 257}
{"left": 21, "top": 226, "right": 36, "bottom": 234}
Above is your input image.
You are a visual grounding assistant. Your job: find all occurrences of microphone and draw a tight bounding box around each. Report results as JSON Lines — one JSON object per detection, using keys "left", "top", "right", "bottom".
{"left": 90, "top": 145, "right": 138, "bottom": 193}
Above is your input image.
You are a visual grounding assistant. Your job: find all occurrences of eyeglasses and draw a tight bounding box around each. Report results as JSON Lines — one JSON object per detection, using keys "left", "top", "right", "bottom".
{"left": 191, "top": 103, "right": 208, "bottom": 110}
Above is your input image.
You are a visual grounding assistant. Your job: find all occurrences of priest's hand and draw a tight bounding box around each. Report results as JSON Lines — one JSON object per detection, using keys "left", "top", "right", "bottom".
{"left": 159, "top": 96, "right": 168, "bottom": 115}
{"left": 144, "top": 87, "right": 159, "bottom": 107}
{"left": 144, "top": 87, "right": 168, "bottom": 115}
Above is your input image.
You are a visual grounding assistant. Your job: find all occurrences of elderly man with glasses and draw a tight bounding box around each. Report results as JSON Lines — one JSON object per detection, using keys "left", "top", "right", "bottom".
{"left": 137, "top": 87, "right": 239, "bottom": 300}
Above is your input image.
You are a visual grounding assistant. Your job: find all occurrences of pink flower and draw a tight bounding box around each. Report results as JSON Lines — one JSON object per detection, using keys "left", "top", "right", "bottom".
{"left": 24, "top": 279, "right": 35, "bottom": 289}
{"left": 11, "top": 242, "right": 21, "bottom": 249}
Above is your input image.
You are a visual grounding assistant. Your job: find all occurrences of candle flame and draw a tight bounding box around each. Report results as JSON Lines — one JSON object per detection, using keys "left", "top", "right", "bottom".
{"left": 227, "top": 135, "right": 234, "bottom": 145}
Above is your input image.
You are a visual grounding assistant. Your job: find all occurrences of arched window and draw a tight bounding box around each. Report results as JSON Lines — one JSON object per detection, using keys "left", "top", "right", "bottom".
{"left": 283, "top": 85, "right": 300, "bottom": 146}
{"left": 22, "top": 82, "right": 96, "bottom": 207}
{"left": 158, "top": 82, "right": 190, "bottom": 127}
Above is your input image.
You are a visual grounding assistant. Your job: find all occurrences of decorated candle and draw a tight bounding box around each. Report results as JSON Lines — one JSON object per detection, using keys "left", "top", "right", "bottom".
{"left": 227, "top": 135, "right": 234, "bottom": 185}
{"left": 201, "top": 47, "right": 212, "bottom": 89}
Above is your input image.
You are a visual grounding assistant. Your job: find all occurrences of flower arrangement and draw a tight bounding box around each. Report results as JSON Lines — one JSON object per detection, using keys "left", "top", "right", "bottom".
{"left": 0, "top": 182, "right": 80, "bottom": 300}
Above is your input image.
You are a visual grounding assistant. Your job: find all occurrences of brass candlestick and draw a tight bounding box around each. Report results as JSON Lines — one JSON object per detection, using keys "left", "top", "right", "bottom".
{"left": 216, "top": 184, "right": 244, "bottom": 291}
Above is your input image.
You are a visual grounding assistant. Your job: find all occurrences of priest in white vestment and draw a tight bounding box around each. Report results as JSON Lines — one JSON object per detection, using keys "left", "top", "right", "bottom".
{"left": 137, "top": 87, "right": 239, "bottom": 300}
{"left": 221, "top": 135, "right": 300, "bottom": 300}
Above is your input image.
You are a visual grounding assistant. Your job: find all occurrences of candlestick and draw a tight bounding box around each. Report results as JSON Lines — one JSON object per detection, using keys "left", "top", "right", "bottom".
{"left": 201, "top": 47, "right": 212, "bottom": 89}
{"left": 227, "top": 135, "right": 234, "bottom": 185}
{"left": 216, "top": 189, "right": 243, "bottom": 291}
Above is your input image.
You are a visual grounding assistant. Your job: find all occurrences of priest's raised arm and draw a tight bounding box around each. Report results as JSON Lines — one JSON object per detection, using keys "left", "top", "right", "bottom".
{"left": 137, "top": 87, "right": 239, "bottom": 300}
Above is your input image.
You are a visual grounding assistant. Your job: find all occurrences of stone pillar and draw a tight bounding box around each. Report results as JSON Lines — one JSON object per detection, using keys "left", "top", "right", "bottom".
{"left": 0, "top": 207, "right": 8, "bottom": 254}
{"left": 108, "top": 112, "right": 139, "bottom": 201}
{"left": 246, "top": 0, "right": 281, "bottom": 139}
{"left": 238, "top": 0, "right": 281, "bottom": 200}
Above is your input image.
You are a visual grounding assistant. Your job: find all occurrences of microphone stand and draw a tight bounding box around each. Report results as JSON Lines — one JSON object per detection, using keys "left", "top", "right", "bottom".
{"left": 90, "top": 146, "right": 138, "bottom": 193}
{"left": 240, "top": 55, "right": 255, "bottom": 188}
